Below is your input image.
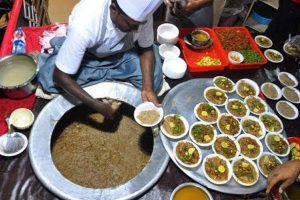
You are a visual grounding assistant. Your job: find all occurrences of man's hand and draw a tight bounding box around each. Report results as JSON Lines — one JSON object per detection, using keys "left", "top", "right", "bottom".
{"left": 184, "top": 0, "right": 198, "bottom": 14}
{"left": 141, "top": 89, "right": 161, "bottom": 107}
{"left": 266, "top": 160, "right": 300, "bottom": 194}
{"left": 91, "top": 100, "right": 117, "bottom": 120}
{"left": 53, "top": 67, "right": 117, "bottom": 120}
{"left": 164, "top": 0, "right": 212, "bottom": 16}
{"left": 163, "top": 0, "right": 175, "bottom": 7}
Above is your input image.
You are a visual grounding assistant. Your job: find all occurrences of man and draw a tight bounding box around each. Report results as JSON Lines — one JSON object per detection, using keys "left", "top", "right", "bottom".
{"left": 38, "top": 0, "right": 163, "bottom": 119}
{"left": 164, "top": 0, "right": 213, "bottom": 28}
{"left": 265, "top": 0, "right": 300, "bottom": 44}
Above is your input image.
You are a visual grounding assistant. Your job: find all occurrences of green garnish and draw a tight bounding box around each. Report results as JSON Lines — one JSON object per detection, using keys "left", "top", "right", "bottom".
{"left": 240, "top": 49, "right": 262, "bottom": 63}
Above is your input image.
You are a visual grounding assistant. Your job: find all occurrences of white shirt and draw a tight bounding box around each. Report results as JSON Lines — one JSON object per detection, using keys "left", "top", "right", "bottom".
{"left": 55, "top": 0, "right": 154, "bottom": 75}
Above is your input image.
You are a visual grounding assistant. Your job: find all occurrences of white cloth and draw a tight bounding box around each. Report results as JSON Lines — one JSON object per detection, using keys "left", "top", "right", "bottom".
{"left": 55, "top": 0, "right": 154, "bottom": 75}
{"left": 117, "top": 0, "right": 163, "bottom": 22}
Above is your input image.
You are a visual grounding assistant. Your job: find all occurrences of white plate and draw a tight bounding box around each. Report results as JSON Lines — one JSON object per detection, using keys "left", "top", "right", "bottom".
{"left": 173, "top": 140, "right": 202, "bottom": 168}
{"left": 134, "top": 102, "right": 163, "bottom": 127}
{"left": 158, "top": 44, "right": 180, "bottom": 60}
{"left": 256, "top": 152, "right": 282, "bottom": 178}
{"left": 259, "top": 112, "right": 284, "bottom": 134}
{"left": 217, "top": 113, "right": 241, "bottom": 138}
{"left": 202, "top": 154, "right": 232, "bottom": 185}
{"left": 244, "top": 95, "right": 268, "bottom": 116}
{"left": 236, "top": 79, "right": 260, "bottom": 98}
{"left": 265, "top": 133, "right": 290, "bottom": 157}
{"left": 204, "top": 86, "right": 228, "bottom": 107}
{"left": 276, "top": 100, "right": 299, "bottom": 120}
{"left": 212, "top": 134, "right": 240, "bottom": 161}
{"left": 254, "top": 35, "right": 273, "bottom": 48}
{"left": 232, "top": 156, "right": 259, "bottom": 186}
{"left": 213, "top": 76, "right": 236, "bottom": 93}
{"left": 260, "top": 82, "right": 282, "bottom": 100}
{"left": 194, "top": 102, "right": 220, "bottom": 124}
{"left": 241, "top": 116, "right": 266, "bottom": 140}
{"left": 189, "top": 121, "right": 217, "bottom": 147}
{"left": 160, "top": 114, "right": 189, "bottom": 139}
{"left": 278, "top": 72, "right": 299, "bottom": 87}
{"left": 282, "top": 86, "right": 300, "bottom": 104}
{"left": 264, "top": 49, "right": 284, "bottom": 63}
{"left": 0, "top": 132, "right": 28, "bottom": 157}
{"left": 237, "top": 134, "right": 263, "bottom": 160}
{"left": 225, "top": 98, "right": 250, "bottom": 119}
{"left": 162, "top": 57, "right": 187, "bottom": 79}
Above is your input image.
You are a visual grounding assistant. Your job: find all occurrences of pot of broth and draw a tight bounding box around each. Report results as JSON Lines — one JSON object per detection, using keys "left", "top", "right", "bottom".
{"left": 0, "top": 54, "right": 38, "bottom": 99}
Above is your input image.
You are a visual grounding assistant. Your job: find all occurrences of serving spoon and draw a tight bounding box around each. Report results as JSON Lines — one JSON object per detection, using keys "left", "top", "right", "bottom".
{"left": 1, "top": 118, "right": 26, "bottom": 154}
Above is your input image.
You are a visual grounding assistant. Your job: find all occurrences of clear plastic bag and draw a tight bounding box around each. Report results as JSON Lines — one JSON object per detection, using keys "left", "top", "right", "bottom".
{"left": 283, "top": 35, "right": 300, "bottom": 58}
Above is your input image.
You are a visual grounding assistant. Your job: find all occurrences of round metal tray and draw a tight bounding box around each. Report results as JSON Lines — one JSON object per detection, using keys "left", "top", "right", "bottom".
{"left": 160, "top": 78, "right": 288, "bottom": 195}
{"left": 29, "top": 82, "right": 169, "bottom": 200}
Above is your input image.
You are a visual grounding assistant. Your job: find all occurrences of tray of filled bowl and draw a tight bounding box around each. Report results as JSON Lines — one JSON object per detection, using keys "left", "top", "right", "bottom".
{"left": 160, "top": 77, "right": 289, "bottom": 194}
{"left": 177, "top": 28, "right": 228, "bottom": 73}
{"left": 213, "top": 27, "right": 267, "bottom": 69}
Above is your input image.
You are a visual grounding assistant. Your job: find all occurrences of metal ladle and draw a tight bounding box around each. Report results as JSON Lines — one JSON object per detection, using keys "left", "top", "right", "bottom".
{"left": 1, "top": 118, "right": 26, "bottom": 154}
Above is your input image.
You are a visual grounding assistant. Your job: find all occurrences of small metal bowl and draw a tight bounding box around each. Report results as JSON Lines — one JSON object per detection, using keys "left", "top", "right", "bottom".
{"left": 0, "top": 54, "right": 38, "bottom": 99}
{"left": 190, "top": 30, "right": 211, "bottom": 47}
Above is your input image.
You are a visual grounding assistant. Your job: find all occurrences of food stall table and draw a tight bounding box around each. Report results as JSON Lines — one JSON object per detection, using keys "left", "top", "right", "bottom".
{"left": 1, "top": 23, "right": 300, "bottom": 199}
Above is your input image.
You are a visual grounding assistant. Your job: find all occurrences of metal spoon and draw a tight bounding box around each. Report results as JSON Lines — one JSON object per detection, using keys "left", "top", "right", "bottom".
{"left": 2, "top": 118, "right": 25, "bottom": 154}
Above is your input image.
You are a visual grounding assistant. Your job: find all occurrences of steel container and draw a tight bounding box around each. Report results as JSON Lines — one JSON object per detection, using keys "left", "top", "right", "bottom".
{"left": 0, "top": 54, "right": 38, "bottom": 99}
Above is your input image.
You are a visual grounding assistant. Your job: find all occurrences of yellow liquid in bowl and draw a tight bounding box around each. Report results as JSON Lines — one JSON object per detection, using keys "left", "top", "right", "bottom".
{"left": 173, "top": 185, "right": 210, "bottom": 200}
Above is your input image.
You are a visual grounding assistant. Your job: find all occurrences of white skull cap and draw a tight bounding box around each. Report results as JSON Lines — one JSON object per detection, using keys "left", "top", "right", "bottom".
{"left": 116, "top": 0, "right": 162, "bottom": 22}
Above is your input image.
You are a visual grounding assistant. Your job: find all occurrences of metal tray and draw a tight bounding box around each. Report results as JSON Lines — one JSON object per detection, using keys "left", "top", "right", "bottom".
{"left": 160, "top": 78, "right": 287, "bottom": 195}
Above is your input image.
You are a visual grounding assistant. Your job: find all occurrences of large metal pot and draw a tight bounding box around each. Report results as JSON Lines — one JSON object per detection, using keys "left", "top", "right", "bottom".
{"left": 0, "top": 54, "right": 38, "bottom": 99}
{"left": 29, "top": 82, "right": 169, "bottom": 200}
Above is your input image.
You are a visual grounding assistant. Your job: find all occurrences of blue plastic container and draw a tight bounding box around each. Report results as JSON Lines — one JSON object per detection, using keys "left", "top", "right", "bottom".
{"left": 252, "top": 10, "right": 272, "bottom": 25}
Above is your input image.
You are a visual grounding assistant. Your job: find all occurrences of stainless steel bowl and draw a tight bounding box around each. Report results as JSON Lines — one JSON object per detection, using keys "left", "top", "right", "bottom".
{"left": 190, "top": 30, "right": 210, "bottom": 47}
{"left": 0, "top": 54, "right": 38, "bottom": 99}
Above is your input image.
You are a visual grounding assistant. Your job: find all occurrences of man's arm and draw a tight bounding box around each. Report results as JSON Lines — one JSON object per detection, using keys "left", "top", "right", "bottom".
{"left": 139, "top": 46, "right": 161, "bottom": 107}
{"left": 164, "top": 0, "right": 212, "bottom": 15}
{"left": 53, "top": 67, "right": 116, "bottom": 119}
{"left": 184, "top": 0, "right": 212, "bottom": 14}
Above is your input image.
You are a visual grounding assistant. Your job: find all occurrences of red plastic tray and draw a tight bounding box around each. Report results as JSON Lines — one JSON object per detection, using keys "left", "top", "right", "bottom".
{"left": 178, "top": 28, "right": 228, "bottom": 73}
{"left": 213, "top": 26, "right": 267, "bottom": 70}
{"left": 288, "top": 137, "right": 300, "bottom": 145}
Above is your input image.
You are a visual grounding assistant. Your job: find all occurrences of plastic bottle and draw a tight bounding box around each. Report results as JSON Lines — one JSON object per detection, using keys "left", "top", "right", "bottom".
{"left": 12, "top": 27, "right": 26, "bottom": 54}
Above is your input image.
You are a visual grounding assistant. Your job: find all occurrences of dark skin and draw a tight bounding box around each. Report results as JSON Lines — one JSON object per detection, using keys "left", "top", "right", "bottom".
{"left": 53, "top": 2, "right": 160, "bottom": 119}
{"left": 165, "top": 0, "right": 212, "bottom": 16}
{"left": 266, "top": 160, "right": 300, "bottom": 194}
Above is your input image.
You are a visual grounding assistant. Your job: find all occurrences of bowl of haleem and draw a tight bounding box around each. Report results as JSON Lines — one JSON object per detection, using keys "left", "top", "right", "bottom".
{"left": 276, "top": 100, "right": 299, "bottom": 120}
{"left": 160, "top": 114, "right": 189, "bottom": 139}
{"left": 261, "top": 82, "right": 282, "bottom": 100}
{"left": 134, "top": 102, "right": 163, "bottom": 127}
{"left": 282, "top": 86, "right": 300, "bottom": 104}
